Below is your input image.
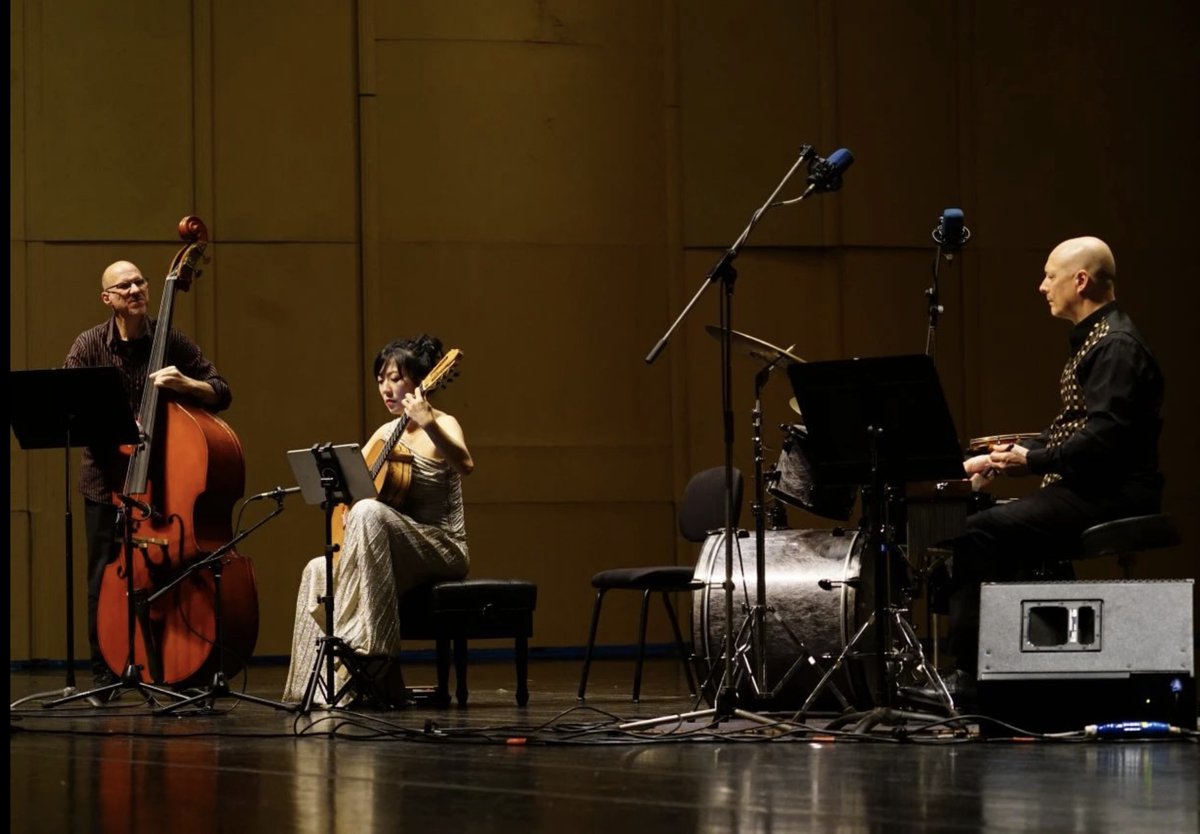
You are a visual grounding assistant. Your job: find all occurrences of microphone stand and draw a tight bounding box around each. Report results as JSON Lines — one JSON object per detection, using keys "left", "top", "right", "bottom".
{"left": 923, "top": 219, "right": 966, "bottom": 668}
{"left": 155, "top": 494, "right": 296, "bottom": 715}
{"left": 924, "top": 247, "right": 946, "bottom": 357}
{"left": 630, "top": 145, "right": 816, "bottom": 731}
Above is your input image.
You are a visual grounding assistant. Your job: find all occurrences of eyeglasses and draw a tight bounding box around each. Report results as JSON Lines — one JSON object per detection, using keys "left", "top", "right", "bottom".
{"left": 104, "top": 277, "right": 148, "bottom": 295}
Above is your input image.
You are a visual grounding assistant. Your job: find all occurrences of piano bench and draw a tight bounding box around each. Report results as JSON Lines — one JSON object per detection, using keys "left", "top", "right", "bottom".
{"left": 399, "top": 579, "right": 538, "bottom": 707}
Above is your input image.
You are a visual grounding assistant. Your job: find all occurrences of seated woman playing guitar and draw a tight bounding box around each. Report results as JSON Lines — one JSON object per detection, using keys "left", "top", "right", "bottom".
{"left": 282, "top": 335, "right": 473, "bottom": 706}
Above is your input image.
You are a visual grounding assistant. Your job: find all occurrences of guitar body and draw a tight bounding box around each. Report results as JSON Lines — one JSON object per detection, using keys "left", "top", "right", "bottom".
{"left": 366, "top": 434, "right": 415, "bottom": 508}
{"left": 331, "top": 437, "right": 414, "bottom": 567}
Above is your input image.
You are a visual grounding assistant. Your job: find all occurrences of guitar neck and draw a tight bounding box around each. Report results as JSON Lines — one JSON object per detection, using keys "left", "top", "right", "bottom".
{"left": 371, "top": 409, "right": 415, "bottom": 480}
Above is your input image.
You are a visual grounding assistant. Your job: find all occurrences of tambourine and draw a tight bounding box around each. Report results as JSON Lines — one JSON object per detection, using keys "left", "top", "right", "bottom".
{"left": 966, "top": 433, "right": 1038, "bottom": 455}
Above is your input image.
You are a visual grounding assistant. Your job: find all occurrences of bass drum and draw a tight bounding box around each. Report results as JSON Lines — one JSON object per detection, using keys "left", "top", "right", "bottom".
{"left": 692, "top": 528, "right": 904, "bottom": 712}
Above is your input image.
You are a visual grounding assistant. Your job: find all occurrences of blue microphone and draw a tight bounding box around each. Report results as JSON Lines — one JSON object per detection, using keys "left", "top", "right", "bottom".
{"left": 805, "top": 148, "right": 854, "bottom": 194}
{"left": 933, "top": 208, "right": 971, "bottom": 255}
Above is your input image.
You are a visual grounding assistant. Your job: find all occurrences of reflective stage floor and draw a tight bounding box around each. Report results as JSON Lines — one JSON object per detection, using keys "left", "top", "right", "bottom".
{"left": 10, "top": 659, "right": 1199, "bottom": 833}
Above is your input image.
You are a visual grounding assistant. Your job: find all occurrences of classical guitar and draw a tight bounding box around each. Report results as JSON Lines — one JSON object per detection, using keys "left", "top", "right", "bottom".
{"left": 332, "top": 349, "right": 463, "bottom": 557}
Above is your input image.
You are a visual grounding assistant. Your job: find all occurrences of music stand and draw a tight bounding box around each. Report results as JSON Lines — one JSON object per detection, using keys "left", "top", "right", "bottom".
{"left": 288, "top": 443, "right": 379, "bottom": 713}
{"left": 784, "top": 355, "right": 966, "bottom": 725}
{"left": 8, "top": 368, "right": 139, "bottom": 706}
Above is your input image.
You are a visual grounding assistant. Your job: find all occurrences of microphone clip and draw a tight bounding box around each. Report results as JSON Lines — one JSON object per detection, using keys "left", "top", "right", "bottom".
{"left": 249, "top": 485, "right": 303, "bottom": 502}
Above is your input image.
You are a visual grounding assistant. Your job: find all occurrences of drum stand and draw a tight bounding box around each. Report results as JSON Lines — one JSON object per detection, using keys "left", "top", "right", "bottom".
{"left": 690, "top": 362, "right": 852, "bottom": 712}
{"left": 791, "top": 429, "right": 958, "bottom": 727}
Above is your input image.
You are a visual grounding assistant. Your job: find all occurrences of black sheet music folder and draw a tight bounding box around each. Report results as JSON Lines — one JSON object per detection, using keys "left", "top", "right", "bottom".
{"left": 785, "top": 354, "right": 964, "bottom": 488}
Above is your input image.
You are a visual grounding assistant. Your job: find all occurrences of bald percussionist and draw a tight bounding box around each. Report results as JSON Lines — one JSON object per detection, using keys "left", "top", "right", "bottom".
{"left": 931, "top": 236, "right": 1165, "bottom": 701}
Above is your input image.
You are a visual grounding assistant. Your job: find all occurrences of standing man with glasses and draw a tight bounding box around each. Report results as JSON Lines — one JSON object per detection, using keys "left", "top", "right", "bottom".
{"left": 64, "top": 260, "right": 233, "bottom": 699}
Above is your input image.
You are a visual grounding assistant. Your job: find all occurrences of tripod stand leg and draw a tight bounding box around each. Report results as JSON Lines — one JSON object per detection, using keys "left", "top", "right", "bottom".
{"left": 793, "top": 614, "right": 875, "bottom": 718}
{"left": 41, "top": 672, "right": 190, "bottom": 708}
{"left": 762, "top": 609, "right": 853, "bottom": 711}
{"left": 891, "top": 610, "right": 957, "bottom": 714}
{"left": 690, "top": 610, "right": 755, "bottom": 710}
{"left": 155, "top": 671, "right": 296, "bottom": 715}
{"left": 298, "top": 637, "right": 374, "bottom": 713}
{"left": 298, "top": 638, "right": 336, "bottom": 713}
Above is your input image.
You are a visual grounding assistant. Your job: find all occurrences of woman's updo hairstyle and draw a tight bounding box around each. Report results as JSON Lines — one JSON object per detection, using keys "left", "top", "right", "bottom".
{"left": 373, "top": 335, "right": 445, "bottom": 386}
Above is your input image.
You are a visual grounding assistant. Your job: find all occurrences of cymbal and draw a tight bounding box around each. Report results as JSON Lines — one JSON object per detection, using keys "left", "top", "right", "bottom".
{"left": 788, "top": 397, "right": 803, "bottom": 417}
{"left": 704, "top": 326, "right": 805, "bottom": 367}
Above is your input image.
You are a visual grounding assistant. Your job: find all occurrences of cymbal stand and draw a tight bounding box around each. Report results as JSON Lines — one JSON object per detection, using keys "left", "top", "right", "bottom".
{"left": 791, "top": 427, "right": 956, "bottom": 726}
{"left": 631, "top": 145, "right": 819, "bottom": 732}
{"left": 155, "top": 496, "right": 295, "bottom": 715}
{"left": 44, "top": 497, "right": 189, "bottom": 709}
{"left": 722, "top": 361, "right": 847, "bottom": 709}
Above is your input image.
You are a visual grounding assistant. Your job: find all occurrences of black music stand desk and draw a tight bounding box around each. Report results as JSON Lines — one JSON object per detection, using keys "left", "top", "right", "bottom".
{"left": 785, "top": 354, "right": 966, "bottom": 722}
{"left": 785, "top": 354, "right": 964, "bottom": 489}
{"left": 9, "top": 368, "right": 139, "bottom": 700}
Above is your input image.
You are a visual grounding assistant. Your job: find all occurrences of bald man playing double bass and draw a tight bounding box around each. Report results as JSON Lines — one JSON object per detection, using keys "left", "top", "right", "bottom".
{"left": 934, "top": 237, "right": 1165, "bottom": 701}
{"left": 64, "top": 260, "right": 232, "bottom": 699}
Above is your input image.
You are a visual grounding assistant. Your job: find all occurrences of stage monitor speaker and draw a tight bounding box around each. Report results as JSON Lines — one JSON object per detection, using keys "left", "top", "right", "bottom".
{"left": 976, "top": 579, "right": 1196, "bottom": 733}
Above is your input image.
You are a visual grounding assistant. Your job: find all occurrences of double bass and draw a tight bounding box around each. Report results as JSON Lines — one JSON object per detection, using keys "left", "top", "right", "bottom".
{"left": 95, "top": 217, "right": 259, "bottom": 687}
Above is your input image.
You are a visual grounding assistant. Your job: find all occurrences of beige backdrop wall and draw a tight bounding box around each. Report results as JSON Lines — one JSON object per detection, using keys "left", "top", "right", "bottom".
{"left": 11, "top": 0, "right": 1198, "bottom": 667}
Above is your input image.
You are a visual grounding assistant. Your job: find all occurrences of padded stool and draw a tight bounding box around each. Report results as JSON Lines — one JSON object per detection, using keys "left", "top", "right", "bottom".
{"left": 400, "top": 578, "right": 537, "bottom": 706}
{"left": 1079, "top": 513, "right": 1181, "bottom": 577}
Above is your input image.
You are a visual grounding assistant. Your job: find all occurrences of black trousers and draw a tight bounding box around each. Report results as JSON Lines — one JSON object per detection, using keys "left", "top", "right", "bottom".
{"left": 947, "top": 480, "right": 1159, "bottom": 675}
{"left": 84, "top": 499, "right": 121, "bottom": 677}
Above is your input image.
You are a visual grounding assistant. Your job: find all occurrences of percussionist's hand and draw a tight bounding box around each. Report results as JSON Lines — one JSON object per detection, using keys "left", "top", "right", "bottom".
{"left": 964, "top": 453, "right": 995, "bottom": 492}
{"left": 988, "top": 444, "right": 1029, "bottom": 476}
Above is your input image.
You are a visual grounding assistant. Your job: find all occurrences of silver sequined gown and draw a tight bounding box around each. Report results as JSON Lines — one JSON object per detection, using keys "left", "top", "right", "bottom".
{"left": 282, "top": 441, "right": 468, "bottom": 702}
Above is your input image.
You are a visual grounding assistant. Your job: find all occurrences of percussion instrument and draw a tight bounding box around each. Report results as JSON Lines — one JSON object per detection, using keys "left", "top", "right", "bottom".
{"left": 691, "top": 527, "right": 907, "bottom": 711}
{"left": 768, "top": 424, "right": 858, "bottom": 521}
{"left": 704, "top": 325, "right": 805, "bottom": 367}
{"left": 966, "top": 433, "right": 1038, "bottom": 454}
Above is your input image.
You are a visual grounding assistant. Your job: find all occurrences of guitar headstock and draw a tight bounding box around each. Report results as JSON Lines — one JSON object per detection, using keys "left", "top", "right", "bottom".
{"left": 419, "top": 348, "right": 463, "bottom": 395}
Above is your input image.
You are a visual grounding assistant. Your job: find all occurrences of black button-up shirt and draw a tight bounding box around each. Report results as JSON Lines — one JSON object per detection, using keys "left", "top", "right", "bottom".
{"left": 64, "top": 317, "right": 233, "bottom": 503}
{"left": 1025, "top": 302, "right": 1163, "bottom": 498}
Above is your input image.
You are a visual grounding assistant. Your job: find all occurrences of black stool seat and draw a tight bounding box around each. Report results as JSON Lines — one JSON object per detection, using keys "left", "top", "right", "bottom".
{"left": 400, "top": 578, "right": 537, "bottom": 707}
{"left": 592, "top": 566, "right": 702, "bottom": 590}
{"left": 1080, "top": 514, "right": 1181, "bottom": 559}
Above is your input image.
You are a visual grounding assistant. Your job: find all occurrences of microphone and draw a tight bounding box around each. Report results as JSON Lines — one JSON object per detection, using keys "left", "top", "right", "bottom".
{"left": 818, "top": 577, "right": 861, "bottom": 591}
{"left": 249, "top": 485, "right": 303, "bottom": 501}
{"left": 932, "top": 207, "right": 971, "bottom": 256}
{"left": 804, "top": 148, "right": 855, "bottom": 195}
